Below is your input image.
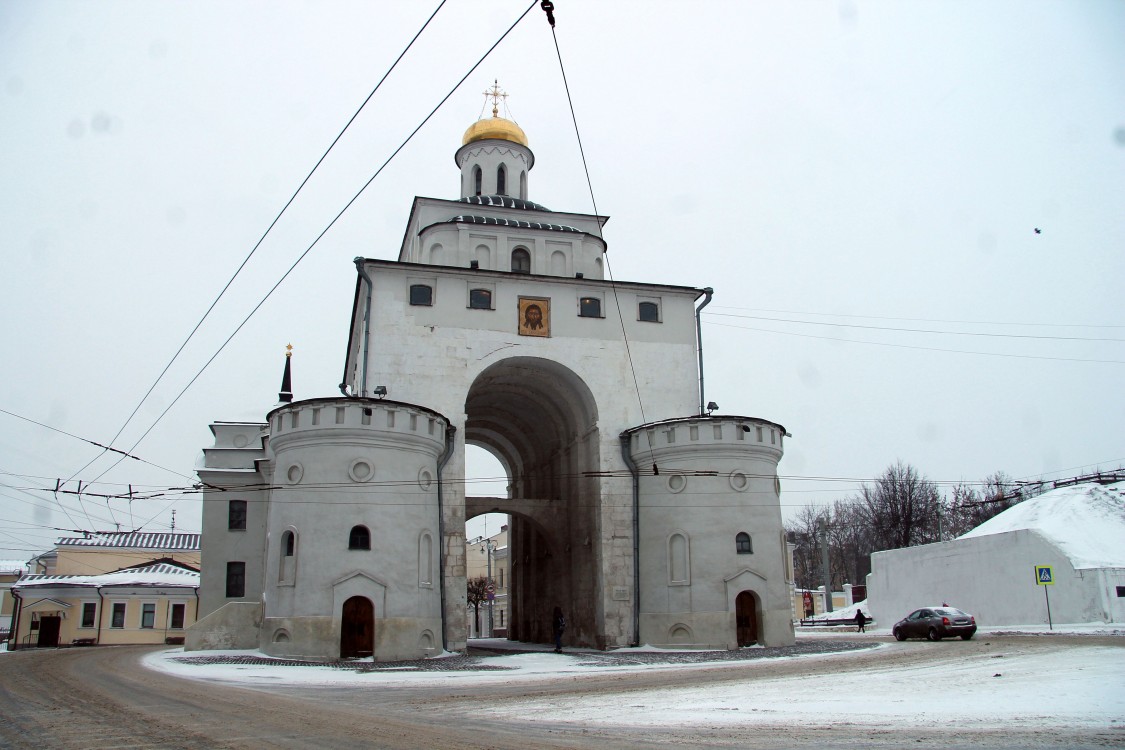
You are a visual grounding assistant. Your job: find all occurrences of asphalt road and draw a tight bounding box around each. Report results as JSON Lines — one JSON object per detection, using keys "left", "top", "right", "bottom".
{"left": 0, "top": 635, "right": 1119, "bottom": 749}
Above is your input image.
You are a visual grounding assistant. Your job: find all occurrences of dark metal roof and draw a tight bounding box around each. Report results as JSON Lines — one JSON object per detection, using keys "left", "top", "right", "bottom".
{"left": 457, "top": 195, "right": 550, "bottom": 212}
{"left": 429, "top": 215, "right": 582, "bottom": 234}
{"left": 56, "top": 532, "right": 201, "bottom": 551}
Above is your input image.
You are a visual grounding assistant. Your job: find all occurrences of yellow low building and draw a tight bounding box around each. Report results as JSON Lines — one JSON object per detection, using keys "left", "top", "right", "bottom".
{"left": 8, "top": 532, "right": 200, "bottom": 649}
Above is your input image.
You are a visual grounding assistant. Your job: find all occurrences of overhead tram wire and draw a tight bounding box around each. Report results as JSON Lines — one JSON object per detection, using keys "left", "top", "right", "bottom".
{"left": 122, "top": 1, "right": 542, "bottom": 530}
{"left": 705, "top": 320, "right": 1125, "bottom": 365}
{"left": 708, "top": 304, "right": 1125, "bottom": 330}
{"left": 62, "top": 1, "right": 451, "bottom": 486}
{"left": 704, "top": 312, "right": 1125, "bottom": 343}
{"left": 540, "top": 0, "right": 658, "bottom": 470}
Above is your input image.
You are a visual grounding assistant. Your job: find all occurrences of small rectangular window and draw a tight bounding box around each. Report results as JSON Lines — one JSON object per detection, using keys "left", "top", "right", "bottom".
{"left": 226, "top": 561, "right": 246, "bottom": 598}
{"left": 111, "top": 602, "right": 126, "bottom": 628}
{"left": 409, "top": 284, "right": 433, "bottom": 306}
{"left": 170, "top": 603, "right": 186, "bottom": 629}
{"left": 1117, "top": 586, "right": 1125, "bottom": 598}
{"left": 638, "top": 301, "right": 660, "bottom": 322}
{"left": 228, "top": 500, "right": 247, "bottom": 531}
{"left": 579, "top": 297, "right": 602, "bottom": 318}
{"left": 141, "top": 603, "right": 156, "bottom": 629}
{"left": 469, "top": 288, "right": 492, "bottom": 309}
{"left": 81, "top": 602, "right": 97, "bottom": 629}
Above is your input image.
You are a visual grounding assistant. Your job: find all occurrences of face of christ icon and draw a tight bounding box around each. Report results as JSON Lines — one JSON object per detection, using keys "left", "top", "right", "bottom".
{"left": 518, "top": 298, "right": 549, "bottom": 337}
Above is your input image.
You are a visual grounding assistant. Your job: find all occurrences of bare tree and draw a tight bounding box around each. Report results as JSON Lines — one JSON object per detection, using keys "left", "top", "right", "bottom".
{"left": 857, "top": 461, "right": 943, "bottom": 551}
{"left": 466, "top": 575, "right": 489, "bottom": 636}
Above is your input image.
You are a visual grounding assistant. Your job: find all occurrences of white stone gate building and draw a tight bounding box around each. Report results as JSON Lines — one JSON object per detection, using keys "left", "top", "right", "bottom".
{"left": 188, "top": 98, "right": 794, "bottom": 660}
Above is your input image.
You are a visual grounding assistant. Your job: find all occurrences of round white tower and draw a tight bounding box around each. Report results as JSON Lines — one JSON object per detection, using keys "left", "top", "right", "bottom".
{"left": 624, "top": 415, "right": 795, "bottom": 649}
{"left": 261, "top": 397, "right": 452, "bottom": 661}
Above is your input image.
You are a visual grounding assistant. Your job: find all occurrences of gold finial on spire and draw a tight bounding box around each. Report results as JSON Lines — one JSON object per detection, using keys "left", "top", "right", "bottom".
{"left": 483, "top": 79, "right": 508, "bottom": 118}
{"left": 286, "top": 343, "right": 293, "bottom": 358}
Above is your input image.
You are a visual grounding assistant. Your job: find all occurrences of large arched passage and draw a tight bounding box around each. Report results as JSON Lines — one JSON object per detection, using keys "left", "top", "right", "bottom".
{"left": 464, "top": 357, "right": 601, "bottom": 648}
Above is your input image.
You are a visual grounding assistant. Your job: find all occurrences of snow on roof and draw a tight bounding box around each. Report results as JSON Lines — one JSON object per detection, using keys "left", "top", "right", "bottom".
{"left": 56, "top": 531, "right": 200, "bottom": 551}
{"left": 959, "top": 481, "right": 1125, "bottom": 569}
{"left": 14, "top": 562, "right": 199, "bottom": 590}
{"left": 0, "top": 559, "right": 29, "bottom": 574}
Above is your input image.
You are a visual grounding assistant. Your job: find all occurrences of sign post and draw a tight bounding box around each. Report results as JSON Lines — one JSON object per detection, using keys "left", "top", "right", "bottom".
{"left": 1034, "top": 565, "right": 1054, "bottom": 630}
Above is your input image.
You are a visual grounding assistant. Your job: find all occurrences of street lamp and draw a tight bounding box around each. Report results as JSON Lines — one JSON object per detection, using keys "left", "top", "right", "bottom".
{"left": 481, "top": 539, "right": 497, "bottom": 636}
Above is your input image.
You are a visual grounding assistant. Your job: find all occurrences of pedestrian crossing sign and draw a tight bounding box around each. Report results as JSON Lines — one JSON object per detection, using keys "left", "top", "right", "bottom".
{"left": 1035, "top": 565, "right": 1054, "bottom": 585}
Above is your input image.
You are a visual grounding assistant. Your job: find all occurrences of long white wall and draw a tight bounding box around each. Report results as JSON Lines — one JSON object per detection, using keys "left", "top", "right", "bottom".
{"left": 868, "top": 529, "right": 1122, "bottom": 627}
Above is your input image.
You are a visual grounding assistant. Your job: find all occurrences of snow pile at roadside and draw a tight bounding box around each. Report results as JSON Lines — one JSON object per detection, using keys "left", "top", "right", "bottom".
{"left": 960, "top": 481, "right": 1125, "bottom": 569}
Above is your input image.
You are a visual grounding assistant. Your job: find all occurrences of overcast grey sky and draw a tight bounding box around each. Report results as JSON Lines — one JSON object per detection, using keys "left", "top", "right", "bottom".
{"left": 1, "top": 1, "right": 1122, "bottom": 560}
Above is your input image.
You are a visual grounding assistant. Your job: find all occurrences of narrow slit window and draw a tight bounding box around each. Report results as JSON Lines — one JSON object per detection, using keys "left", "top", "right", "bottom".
{"left": 497, "top": 164, "right": 507, "bottom": 195}
{"left": 473, "top": 165, "right": 482, "bottom": 196}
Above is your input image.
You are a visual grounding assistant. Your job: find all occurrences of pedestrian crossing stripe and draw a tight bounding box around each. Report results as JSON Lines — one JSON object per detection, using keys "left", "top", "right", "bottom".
{"left": 1035, "top": 565, "right": 1054, "bottom": 585}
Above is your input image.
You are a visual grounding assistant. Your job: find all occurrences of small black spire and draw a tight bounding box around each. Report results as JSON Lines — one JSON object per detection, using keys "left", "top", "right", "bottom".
{"left": 279, "top": 344, "right": 293, "bottom": 403}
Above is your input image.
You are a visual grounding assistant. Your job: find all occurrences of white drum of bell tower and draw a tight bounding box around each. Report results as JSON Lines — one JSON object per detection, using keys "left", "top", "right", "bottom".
{"left": 456, "top": 81, "right": 533, "bottom": 200}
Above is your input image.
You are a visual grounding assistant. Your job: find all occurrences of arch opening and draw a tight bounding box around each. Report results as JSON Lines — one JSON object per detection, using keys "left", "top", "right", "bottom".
{"left": 464, "top": 357, "right": 601, "bottom": 649}
{"left": 735, "top": 590, "right": 760, "bottom": 647}
{"left": 340, "top": 596, "right": 374, "bottom": 658}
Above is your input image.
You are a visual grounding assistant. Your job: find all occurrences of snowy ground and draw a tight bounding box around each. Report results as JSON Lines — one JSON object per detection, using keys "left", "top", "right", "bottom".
{"left": 143, "top": 628, "right": 1125, "bottom": 732}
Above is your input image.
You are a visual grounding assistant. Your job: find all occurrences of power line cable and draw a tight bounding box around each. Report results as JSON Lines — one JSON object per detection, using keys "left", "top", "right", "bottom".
{"left": 83, "top": 1, "right": 542, "bottom": 492}
{"left": 706, "top": 320, "right": 1125, "bottom": 365}
{"left": 63, "top": 1, "right": 450, "bottom": 485}
{"left": 707, "top": 304, "right": 1125, "bottom": 330}
{"left": 705, "top": 312, "right": 1125, "bottom": 343}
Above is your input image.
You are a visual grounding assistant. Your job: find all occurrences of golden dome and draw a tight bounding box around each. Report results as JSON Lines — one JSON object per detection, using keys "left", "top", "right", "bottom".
{"left": 462, "top": 115, "right": 528, "bottom": 147}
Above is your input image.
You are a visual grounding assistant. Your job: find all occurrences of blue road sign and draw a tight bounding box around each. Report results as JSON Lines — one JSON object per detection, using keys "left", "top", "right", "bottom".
{"left": 1035, "top": 565, "right": 1054, "bottom": 585}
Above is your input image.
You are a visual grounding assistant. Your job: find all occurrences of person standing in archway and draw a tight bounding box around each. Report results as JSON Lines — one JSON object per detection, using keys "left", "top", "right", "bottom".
{"left": 552, "top": 606, "right": 566, "bottom": 653}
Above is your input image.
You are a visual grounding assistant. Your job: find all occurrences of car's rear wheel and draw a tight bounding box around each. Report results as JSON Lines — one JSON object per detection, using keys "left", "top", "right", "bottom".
{"left": 960, "top": 633, "right": 973, "bottom": 640}
{"left": 927, "top": 627, "right": 942, "bottom": 641}
{"left": 894, "top": 628, "right": 906, "bottom": 641}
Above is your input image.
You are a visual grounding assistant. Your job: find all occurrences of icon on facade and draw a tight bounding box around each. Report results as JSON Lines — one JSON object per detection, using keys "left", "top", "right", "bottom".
{"left": 518, "top": 297, "right": 550, "bottom": 337}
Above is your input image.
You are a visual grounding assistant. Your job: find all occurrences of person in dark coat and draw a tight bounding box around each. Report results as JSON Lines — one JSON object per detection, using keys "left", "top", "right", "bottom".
{"left": 552, "top": 606, "right": 566, "bottom": 653}
{"left": 855, "top": 609, "right": 866, "bottom": 633}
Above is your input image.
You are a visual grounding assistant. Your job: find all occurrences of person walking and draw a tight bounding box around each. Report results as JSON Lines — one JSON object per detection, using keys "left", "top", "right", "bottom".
{"left": 855, "top": 609, "right": 866, "bottom": 633}
{"left": 552, "top": 606, "right": 566, "bottom": 653}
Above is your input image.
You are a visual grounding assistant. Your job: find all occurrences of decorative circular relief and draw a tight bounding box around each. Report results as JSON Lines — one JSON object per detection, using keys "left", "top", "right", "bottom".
{"left": 285, "top": 463, "right": 303, "bottom": 484}
{"left": 348, "top": 459, "right": 374, "bottom": 483}
{"left": 418, "top": 468, "right": 434, "bottom": 490}
{"left": 729, "top": 471, "right": 749, "bottom": 492}
{"left": 232, "top": 434, "right": 249, "bottom": 448}
{"left": 667, "top": 475, "right": 686, "bottom": 494}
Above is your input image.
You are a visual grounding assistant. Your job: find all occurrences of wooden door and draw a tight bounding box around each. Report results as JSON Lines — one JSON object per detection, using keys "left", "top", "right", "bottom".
{"left": 735, "top": 591, "right": 758, "bottom": 647}
{"left": 340, "top": 596, "right": 374, "bottom": 658}
{"left": 37, "top": 616, "right": 61, "bottom": 647}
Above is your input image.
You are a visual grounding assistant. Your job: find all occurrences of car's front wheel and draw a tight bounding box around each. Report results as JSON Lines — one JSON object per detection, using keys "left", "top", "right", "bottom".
{"left": 927, "top": 627, "right": 942, "bottom": 641}
{"left": 893, "top": 628, "right": 906, "bottom": 641}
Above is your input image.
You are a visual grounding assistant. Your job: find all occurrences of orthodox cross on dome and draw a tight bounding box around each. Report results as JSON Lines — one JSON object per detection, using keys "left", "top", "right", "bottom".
{"left": 285, "top": 342, "right": 293, "bottom": 358}
{"left": 483, "top": 79, "right": 508, "bottom": 118}
{"left": 279, "top": 344, "right": 294, "bottom": 403}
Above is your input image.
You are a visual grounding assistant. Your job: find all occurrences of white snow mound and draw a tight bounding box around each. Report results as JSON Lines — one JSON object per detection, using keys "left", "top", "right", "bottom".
{"left": 959, "top": 481, "right": 1125, "bottom": 569}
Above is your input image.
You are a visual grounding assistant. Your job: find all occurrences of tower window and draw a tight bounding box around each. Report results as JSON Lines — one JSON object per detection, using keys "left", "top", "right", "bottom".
{"left": 736, "top": 532, "right": 753, "bottom": 554}
{"left": 511, "top": 248, "right": 531, "bottom": 274}
{"left": 349, "top": 525, "right": 371, "bottom": 550}
{"left": 473, "top": 165, "right": 482, "bottom": 196}
{"left": 638, "top": 301, "right": 660, "bottom": 322}
{"left": 497, "top": 164, "right": 507, "bottom": 195}
{"left": 409, "top": 284, "right": 433, "bottom": 306}
{"left": 469, "top": 288, "right": 493, "bottom": 309}
{"left": 228, "top": 500, "right": 247, "bottom": 530}
{"left": 225, "top": 562, "right": 246, "bottom": 598}
{"left": 283, "top": 530, "right": 295, "bottom": 557}
{"left": 579, "top": 297, "right": 602, "bottom": 318}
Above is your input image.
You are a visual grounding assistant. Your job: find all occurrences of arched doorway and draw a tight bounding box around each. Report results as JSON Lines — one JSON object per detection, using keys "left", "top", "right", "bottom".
{"left": 735, "top": 591, "right": 759, "bottom": 646}
{"left": 464, "top": 357, "right": 600, "bottom": 648}
{"left": 340, "top": 596, "right": 374, "bottom": 658}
